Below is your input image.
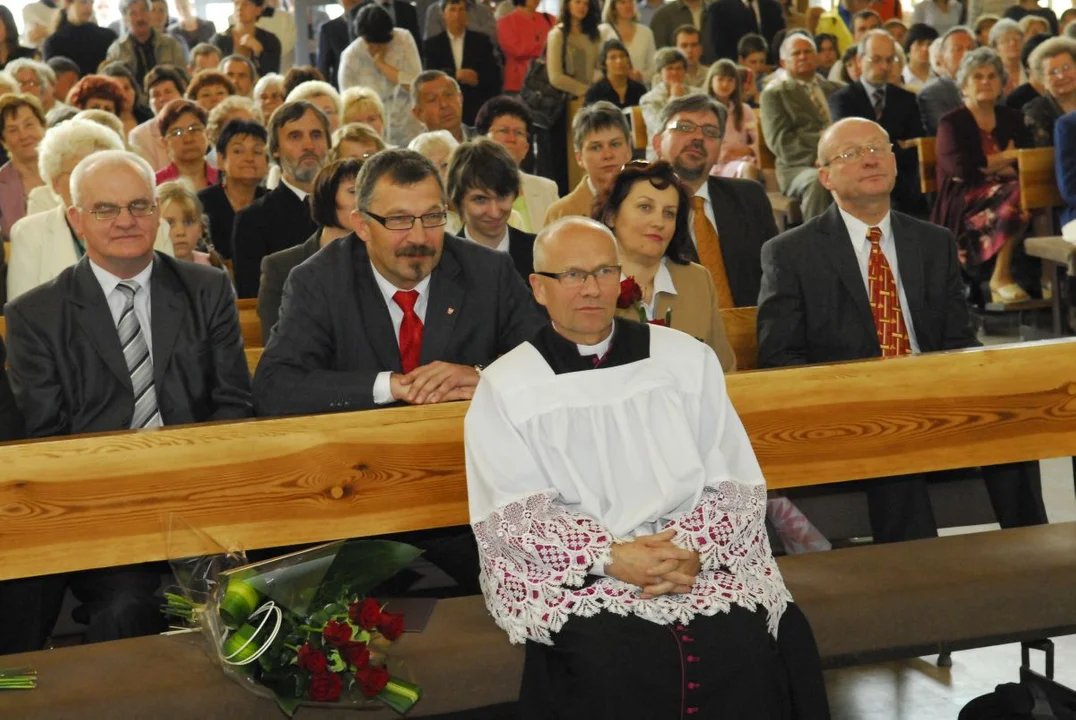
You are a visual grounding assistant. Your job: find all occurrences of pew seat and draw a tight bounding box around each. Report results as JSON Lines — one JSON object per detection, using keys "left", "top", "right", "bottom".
{"left": 3, "top": 522, "right": 1073, "bottom": 717}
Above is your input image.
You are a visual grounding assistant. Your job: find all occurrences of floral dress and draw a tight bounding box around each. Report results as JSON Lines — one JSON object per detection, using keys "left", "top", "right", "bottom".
{"left": 958, "top": 129, "right": 1028, "bottom": 267}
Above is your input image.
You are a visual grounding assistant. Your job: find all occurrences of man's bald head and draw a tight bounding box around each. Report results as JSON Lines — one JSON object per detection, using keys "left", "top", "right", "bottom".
{"left": 817, "top": 117, "right": 896, "bottom": 208}
{"left": 533, "top": 217, "right": 618, "bottom": 273}
{"left": 818, "top": 117, "right": 890, "bottom": 167}
{"left": 70, "top": 149, "right": 156, "bottom": 208}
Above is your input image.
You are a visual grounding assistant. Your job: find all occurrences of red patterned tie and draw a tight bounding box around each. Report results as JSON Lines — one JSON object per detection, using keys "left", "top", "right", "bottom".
{"left": 393, "top": 290, "right": 423, "bottom": 373}
{"left": 866, "top": 226, "right": 910, "bottom": 357}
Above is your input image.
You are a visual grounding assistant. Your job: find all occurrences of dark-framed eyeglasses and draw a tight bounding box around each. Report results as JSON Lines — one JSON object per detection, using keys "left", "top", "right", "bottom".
{"left": 363, "top": 209, "right": 449, "bottom": 230}
{"left": 83, "top": 199, "right": 158, "bottom": 221}
{"left": 665, "top": 119, "right": 722, "bottom": 140}
{"left": 534, "top": 265, "right": 622, "bottom": 289}
{"left": 165, "top": 123, "right": 206, "bottom": 139}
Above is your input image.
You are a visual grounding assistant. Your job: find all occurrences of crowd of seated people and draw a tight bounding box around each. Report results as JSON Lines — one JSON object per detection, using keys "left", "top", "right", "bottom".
{"left": 0, "top": 0, "right": 1074, "bottom": 675}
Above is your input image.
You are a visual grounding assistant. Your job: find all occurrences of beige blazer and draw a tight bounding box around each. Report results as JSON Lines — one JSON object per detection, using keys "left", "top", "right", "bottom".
{"left": 615, "top": 260, "right": 737, "bottom": 373}
{"left": 520, "top": 172, "right": 559, "bottom": 232}
{"left": 542, "top": 176, "right": 596, "bottom": 227}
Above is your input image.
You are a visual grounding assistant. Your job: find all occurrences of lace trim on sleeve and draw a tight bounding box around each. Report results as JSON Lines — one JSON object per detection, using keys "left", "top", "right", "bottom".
{"left": 474, "top": 482, "right": 791, "bottom": 645}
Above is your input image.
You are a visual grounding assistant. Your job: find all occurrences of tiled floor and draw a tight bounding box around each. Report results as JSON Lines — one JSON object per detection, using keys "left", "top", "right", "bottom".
{"left": 824, "top": 457, "right": 1076, "bottom": 719}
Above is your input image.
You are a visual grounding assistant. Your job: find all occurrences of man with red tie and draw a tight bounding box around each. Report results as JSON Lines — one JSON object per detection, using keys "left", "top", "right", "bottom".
{"left": 756, "top": 117, "right": 1047, "bottom": 543}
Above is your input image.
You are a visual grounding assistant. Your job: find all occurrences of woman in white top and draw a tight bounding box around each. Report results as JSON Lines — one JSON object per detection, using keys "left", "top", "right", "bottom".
{"left": 338, "top": 4, "right": 423, "bottom": 148}
{"left": 598, "top": 0, "right": 656, "bottom": 87}
{"left": 911, "top": 0, "right": 963, "bottom": 35}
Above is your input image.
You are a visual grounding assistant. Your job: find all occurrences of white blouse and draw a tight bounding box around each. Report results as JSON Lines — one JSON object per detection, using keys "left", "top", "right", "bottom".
{"left": 338, "top": 29, "right": 425, "bottom": 147}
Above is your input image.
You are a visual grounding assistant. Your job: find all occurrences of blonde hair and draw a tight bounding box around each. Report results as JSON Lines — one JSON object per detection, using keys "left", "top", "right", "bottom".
{"left": 601, "top": 0, "right": 635, "bottom": 25}
{"left": 73, "top": 108, "right": 126, "bottom": 144}
{"left": 286, "top": 80, "right": 343, "bottom": 117}
{"left": 341, "top": 86, "right": 385, "bottom": 127}
{"left": 0, "top": 72, "right": 17, "bottom": 96}
{"left": 329, "top": 122, "right": 387, "bottom": 161}
{"left": 206, "top": 95, "right": 264, "bottom": 144}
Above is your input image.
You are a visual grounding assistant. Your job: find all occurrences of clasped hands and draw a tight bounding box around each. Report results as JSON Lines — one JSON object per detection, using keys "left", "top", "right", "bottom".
{"left": 389, "top": 361, "right": 479, "bottom": 405}
{"left": 606, "top": 528, "right": 701, "bottom": 599}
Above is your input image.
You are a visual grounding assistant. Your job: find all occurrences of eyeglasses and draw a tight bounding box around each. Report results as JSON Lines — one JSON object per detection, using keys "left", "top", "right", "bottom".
{"left": 865, "top": 54, "right": 897, "bottom": 65}
{"left": 534, "top": 265, "right": 622, "bottom": 289}
{"left": 666, "top": 119, "right": 722, "bottom": 140}
{"left": 1049, "top": 64, "right": 1075, "bottom": 78}
{"left": 166, "top": 123, "right": 206, "bottom": 139}
{"left": 822, "top": 142, "right": 893, "bottom": 166}
{"left": 363, "top": 209, "right": 449, "bottom": 230}
{"left": 18, "top": 79, "right": 41, "bottom": 89}
{"left": 491, "top": 126, "right": 528, "bottom": 140}
{"left": 83, "top": 199, "right": 158, "bottom": 221}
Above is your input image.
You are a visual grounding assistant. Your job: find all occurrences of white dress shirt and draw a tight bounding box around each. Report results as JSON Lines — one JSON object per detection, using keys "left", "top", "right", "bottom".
{"left": 370, "top": 264, "right": 433, "bottom": 404}
{"left": 689, "top": 182, "right": 719, "bottom": 251}
{"left": 448, "top": 29, "right": 465, "bottom": 71}
{"left": 462, "top": 225, "right": 511, "bottom": 254}
{"left": 621, "top": 258, "right": 678, "bottom": 321}
{"left": 89, "top": 258, "right": 155, "bottom": 361}
{"left": 743, "top": 0, "right": 761, "bottom": 29}
{"left": 837, "top": 207, "right": 921, "bottom": 353}
{"left": 280, "top": 176, "right": 310, "bottom": 203}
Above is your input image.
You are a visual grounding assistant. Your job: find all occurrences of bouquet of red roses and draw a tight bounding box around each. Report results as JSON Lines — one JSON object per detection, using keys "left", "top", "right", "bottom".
{"left": 617, "top": 276, "right": 672, "bottom": 327}
{"left": 165, "top": 537, "right": 423, "bottom": 716}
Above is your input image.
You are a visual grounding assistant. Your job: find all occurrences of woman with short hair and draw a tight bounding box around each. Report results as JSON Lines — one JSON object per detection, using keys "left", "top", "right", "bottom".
{"left": 197, "top": 119, "right": 268, "bottom": 260}
{"left": 65, "top": 74, "right": 127, "bottom": 116}
{"left": 989, "top": 18, "right": 1026, "bottom": 97}
{"left": 186, "top": 70, "right": 237, "bottom": 113}
{"left": 100, "top": 61, "right": 153, "bottom": 134}
{"left": 156, "top": 98, "right": 217, "bottom": 190}
{"left": 584, "top": 39, "right": 647, "bottom": 109}
{"left": 286, "top": 80, "right": 343, "bottom": 132}
{"left": 0, "top": 93, "right": 46, "bottom": 240}
{"left": 329, "top": 122, "right": 386, "bottom": 162}
{"left": 341, "top": 86, "right": 386, "bottom": 138}
{"left": 902, "top": 23, "right": 938, "bottom": 91}
{"left": 253, "top": 72, "right": 286, "bottom": 120}
{"left": 129, "top": 65, "right": 189, "bottom": 171}
{"left": 1023, "top": 37, "right": 1076, "bottom": 147}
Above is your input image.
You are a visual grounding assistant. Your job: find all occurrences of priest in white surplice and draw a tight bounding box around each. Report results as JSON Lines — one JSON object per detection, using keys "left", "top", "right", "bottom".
{"left": 465, "top": 217, "right": 830, "bottom": 719}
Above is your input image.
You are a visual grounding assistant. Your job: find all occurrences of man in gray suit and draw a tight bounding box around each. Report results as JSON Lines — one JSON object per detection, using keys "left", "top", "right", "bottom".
{"left": 917, "top": 26, "right": 977, "bottom": 135}
{"left": 759, "top": 33, "right": 841, "bottom": 221}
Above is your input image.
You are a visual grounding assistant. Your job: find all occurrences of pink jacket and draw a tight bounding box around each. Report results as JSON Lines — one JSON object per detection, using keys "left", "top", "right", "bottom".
{"left": 497, "top": 10, "right": 555, "bottom": 93}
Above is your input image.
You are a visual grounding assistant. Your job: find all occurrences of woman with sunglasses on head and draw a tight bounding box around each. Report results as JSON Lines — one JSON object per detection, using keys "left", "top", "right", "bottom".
{"left": 594, "top": 160, "right": 736, "bottom": 372}
{"left": 155, "top": 98, "right": 218, "bottom": 190}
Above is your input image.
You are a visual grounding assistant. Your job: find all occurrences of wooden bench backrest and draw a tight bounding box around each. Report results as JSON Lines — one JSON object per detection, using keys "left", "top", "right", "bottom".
{"left": 3, "top": 338, "right": 1076, "bottom": 581}
{"left": 915, "top": 137, "right": 936, "bottom": 194}
{"left": 756, "top": 117, "right": 777, "bottom": 171}
{"left": 238, "top": 306, "right": 261, "bottom": 348}
{"left": 627, "top": 106, "right": 648, "bottom": 152}
{"left": 1017, "top": 146, "right": 1064, "bottom": 213}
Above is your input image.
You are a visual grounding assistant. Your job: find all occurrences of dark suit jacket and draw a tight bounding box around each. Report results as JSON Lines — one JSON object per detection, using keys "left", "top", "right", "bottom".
{"left": 211, "top": 27, "right": 282, "bottom": 74}
{"left": 198, "top": 183, "right": 267, "bottom": 261}
{"left": 258, "top": 231, "right": 322, "bottom": 344}
{"left": 458, "top": 225, "right": 535, "bottom": 279}
{"left": 3, "top": 254, "right": 253, "bottom": 438}
{"left": 357, "top": 0, "right": 422, "bottom": 50}
{"left": 317, "top": 14, "right": 353, "bottom": 88}
{"left": 930, "top": 105, "right": 1032, "bottom": 238}
{"left": 706, "top": 0, "right": 784, "bottom": 63}
{"left": 252, "top": 232, "right": 545, "bottom": 416}
{"left": 232, "top": 183, "right": 317, "bottom": 299}
{"left": 757, "top": 204, "right": 976, "bottom": 368}
{"left": 829, "top": 81, "right": 927, "bottom": 216}
{"left": 684, "top": 177, "right": 779, "bottom": 308}
{"left": 0, "top": 338, "right": 24, "bottom": 441}
{"left": 422, "top": 30, "right": 502, "bottom": 126}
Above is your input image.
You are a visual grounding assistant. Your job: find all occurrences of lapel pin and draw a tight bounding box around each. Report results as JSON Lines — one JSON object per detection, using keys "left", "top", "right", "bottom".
{"left": 447, "top": 307, "right": 455, "bottom": 315}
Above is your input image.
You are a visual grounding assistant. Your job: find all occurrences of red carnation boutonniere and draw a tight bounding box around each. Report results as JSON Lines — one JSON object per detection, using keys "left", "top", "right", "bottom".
{"left": 617, "top": 276, "right": 673, "bottom": 327}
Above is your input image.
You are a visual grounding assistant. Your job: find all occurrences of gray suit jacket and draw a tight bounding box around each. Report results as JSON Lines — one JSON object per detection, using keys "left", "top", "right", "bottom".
{"left": 258, "top": 231, "right": 321, "bottom": 344}
{"left": 759, "top": 76, "right": 842, "bottom": 184}
{"left": 252, "top": 232, "right": 546, "bottom": 416}
{"left": 917, "top": 76, "right": 962, "bottom": 136}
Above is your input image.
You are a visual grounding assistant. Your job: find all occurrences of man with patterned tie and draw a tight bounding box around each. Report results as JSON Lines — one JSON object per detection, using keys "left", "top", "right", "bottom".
{"left": 652, "top": 94, "right": 779, "bottom": 308}
{"left": 757, "top": 118, "right": 1047, "bottom": 543}
{"left": 1, "top": 150, "right": 252, "bottom": 654}
{"left": 252, "top": 148, "right": 544, "bottom": 592}
{"left": 759, "top": 33, "right": 842, "bottom": 221}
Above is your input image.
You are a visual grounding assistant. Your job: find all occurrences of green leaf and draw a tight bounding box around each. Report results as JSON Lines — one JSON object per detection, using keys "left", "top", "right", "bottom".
{"left": 309, "top": 541, "right": 423, "bottom": 608}
{"left": 275, "top": 694, "right": 303, "bottom": 717}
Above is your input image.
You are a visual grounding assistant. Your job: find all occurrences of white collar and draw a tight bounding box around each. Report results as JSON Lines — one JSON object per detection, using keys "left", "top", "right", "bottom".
{"left": 370, "top": 260, "right": 433, "bottom": 306}
{"left": 280, "top": 175, "right": 309, "bottom": 202}
{"left": 861, "top": 78, "right": 886, "bottom": 95}
{"left": 462, "top": 224, "right": 511, "bottom": 254}
{"left": 89, "top": 255, "right": 154, "bottom": 298}
{"left": 693, "top": 180, "right": 711, "bottom": 204}
{"left": 585, "top": 176, "right": 598, "bottom": 197}
{"left": 653, "top": 256, "right": 677, "bottom": 298}
{"left": 837, "top": 205, "right": 892, "bottom": 251}
{"left": 570, "top": 321, "right": 615, "bottom": 358}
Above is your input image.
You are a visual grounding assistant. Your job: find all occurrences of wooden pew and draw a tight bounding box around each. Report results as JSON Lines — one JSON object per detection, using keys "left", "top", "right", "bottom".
{"left": 2, "top": 340, "right": 1076, "bottom": 716}
{"left": 914, "top": 136, "right": 936, "bottom": 194}
{"left": 1016, "top": 146, "right": 1063, "bottom": 214}
{"left": 756, "top": 121, "right": 802, "bottom": 231}
{"left": 236, "top": 297, "right": 261, "bottom": 348}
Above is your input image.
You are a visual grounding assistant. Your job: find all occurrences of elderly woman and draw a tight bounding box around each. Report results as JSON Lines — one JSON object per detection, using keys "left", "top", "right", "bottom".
{"left": 1005, "top": 0, "right": 1059, "bottom": 36}
{"left": 338, "top": 4, "right": 423, "bottom": 147}
{"left": 1024, "top": 38, "right": 1076, "bottom": 147}
{"left": 0, "top": 93, "right": 46, "bottom": 241}
{"left": 186, "top": 70, "right": 237, "bottom": 113}
{"left": 157, "top": 181, "right": 225, "bottom": 267}
{"left": 640, "top": 48, "right": 689, "bottom": 144}
{"left": 341, "top": 86, "right": 386, "bottom": 138}
{"left": 6, "top": 119, "right": 173, "bottom": 300}
{"left": 205, "top": 95, "right": 263, "bottom": 148}
{"left": 597, "top": 0, "right": 655, "bottom": 85}
{"left": 705, "top": 60, "right": 758, "bottom": 181}
{"left": 329, "top": 122, "right": 386, "bottom": 162}
{"left": 584, "top": 39, "right": 647, "bottom": 109}
{"left": 932, "top": 48, "right": 1034, "bottom": 305}
{"left": 254, "top": 72, "right": 286, "bottom": 120}
{"left": 1018, "top": 14, "right": 1052, "bottom": 40}
{"left": 989, "top": 19, "right": 1026, "bottom": 98}
{"left": 197, "top": 119, "right": 268, "bottom": 260}
{"left": 156, "top": 99, "right": 218, "bottom": 189}
{"left": 594, "top": 159, "right": 735, "bottom": 371}
{"left": 408, "top": 129, "right": 458, "bottom": 184}
{"left": 66, "top": 74, "right": 127, "bottom": 116}
{"left": 128, "top": 65, "right": 188, "bottom": 171}
{"left": 286, "top": 80, "right": 342, "bottom": 132}
{"left": 257, "top": 157, "right": 363, "bottom": 342}
{"left": 101, "top": 61, "right": 154, "bottom": 134}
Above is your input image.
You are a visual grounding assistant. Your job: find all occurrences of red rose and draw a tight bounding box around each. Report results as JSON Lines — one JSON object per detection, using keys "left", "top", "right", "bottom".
{"left": 308, "top": 671, "right": 343, "bottom": 702}
{"left": 355, "top": 598, "right": 382, "bottom": 631}
{"left": 297, "top": 642, "right": 328, "bottom": 673}
{"left": 344, "top": 641, "right": 370, "bottom": 669}
{"left": 617, "top": 277, "right": 642, "bottom": 309}
{"left": 648, "top": 318, "right": 667, "bottom": 327}
{"left": 355, "top": 665, "right": 390, "bottom": 698}
{"left": 322, "top": 619, "right": 352, "bottom": 647}
{"left": 377, "top": 611, "right": 405, "bottom": 642}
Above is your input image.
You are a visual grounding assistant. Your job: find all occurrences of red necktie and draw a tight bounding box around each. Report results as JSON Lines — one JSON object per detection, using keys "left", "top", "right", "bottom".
{"left": 866, "top": 226, "right": 910, "bottom": 357}
{"left": 393, "top": 290, "right": 423, "bottom": 373}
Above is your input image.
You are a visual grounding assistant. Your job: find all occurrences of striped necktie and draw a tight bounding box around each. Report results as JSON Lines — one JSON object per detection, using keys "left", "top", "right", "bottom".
{"left": 872, "top": 87, "right": 885, "bottom": 120}
{"left": 116, "top": 281, "right": 162, "bottom": 429}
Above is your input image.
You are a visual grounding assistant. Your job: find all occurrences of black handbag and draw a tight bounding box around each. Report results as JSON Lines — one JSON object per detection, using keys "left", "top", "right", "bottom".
{"left": 520, "top": 26, "right": 571, "bottom": 129}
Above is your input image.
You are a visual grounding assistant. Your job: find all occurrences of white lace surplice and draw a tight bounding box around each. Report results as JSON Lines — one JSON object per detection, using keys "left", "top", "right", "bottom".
{"left": 465, "top": 325, "right": 790, "bottom": 646}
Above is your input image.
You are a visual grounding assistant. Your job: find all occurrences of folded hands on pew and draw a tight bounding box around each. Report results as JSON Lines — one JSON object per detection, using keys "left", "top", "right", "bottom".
{"left": 391, "top": 361, "right": 481, "bottom": 405}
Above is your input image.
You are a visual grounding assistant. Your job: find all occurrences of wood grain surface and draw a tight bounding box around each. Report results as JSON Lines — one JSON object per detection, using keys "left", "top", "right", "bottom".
{"left": 3, "top": 339, "right": 1076, "bottom": 580}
